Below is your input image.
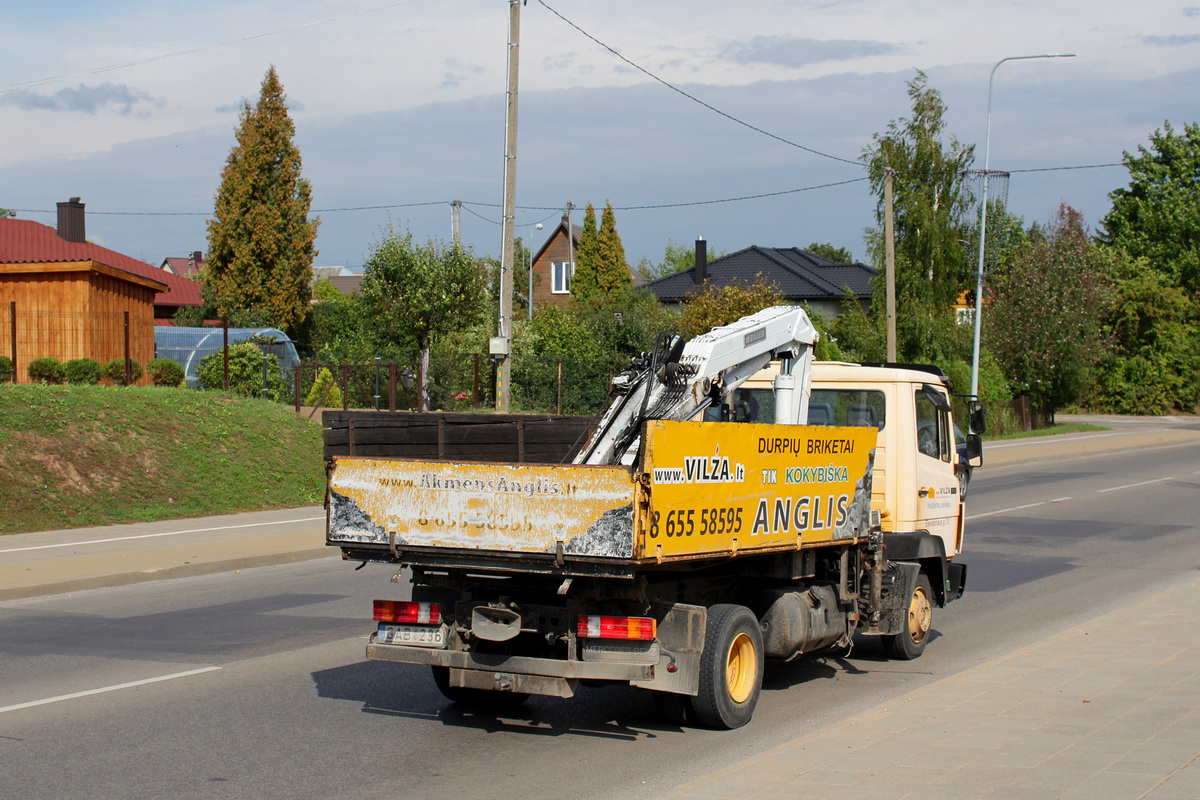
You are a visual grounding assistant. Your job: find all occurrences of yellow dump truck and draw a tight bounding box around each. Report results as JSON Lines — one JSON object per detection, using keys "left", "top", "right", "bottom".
{"left": 326, "top": 307, "right": 983, "bottom": 728}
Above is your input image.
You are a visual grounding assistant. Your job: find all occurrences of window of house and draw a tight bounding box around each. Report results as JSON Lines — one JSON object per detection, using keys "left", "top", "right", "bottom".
{"left": 552, "top": 261, "right": 573, "bottom": 294}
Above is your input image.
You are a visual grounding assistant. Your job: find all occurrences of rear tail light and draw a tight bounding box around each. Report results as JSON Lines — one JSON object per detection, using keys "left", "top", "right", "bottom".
{"left": 374, "top": 600, "right": 442, "bottom": 625}
{"left": 577, "top": 615, "right": 656, "bottom": 641}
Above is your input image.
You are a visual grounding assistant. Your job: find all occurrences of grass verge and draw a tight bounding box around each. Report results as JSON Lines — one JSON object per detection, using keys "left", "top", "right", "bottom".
{"left": 984, "top": 422, "right": 1108, "bottom": 441}
{"left": 0, "top": 384, "right": 324, "bottom": 534}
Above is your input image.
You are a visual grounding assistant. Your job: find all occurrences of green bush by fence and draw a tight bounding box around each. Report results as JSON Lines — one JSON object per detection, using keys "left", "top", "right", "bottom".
{"left": 102, "top": 358, "right": 143, "bottom": 386}
{"left": 64, "top": 358, "right": 101, "bottom": 386}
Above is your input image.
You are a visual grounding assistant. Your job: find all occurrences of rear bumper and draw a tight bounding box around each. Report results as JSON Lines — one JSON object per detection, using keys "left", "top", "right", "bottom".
{"left": 366, "top": 641, "right": 655, "bottom": 682}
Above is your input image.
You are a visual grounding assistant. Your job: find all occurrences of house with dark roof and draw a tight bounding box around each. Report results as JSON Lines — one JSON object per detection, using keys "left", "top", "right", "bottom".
{"left": 0, "top": 198, "right": 204, "bottom": 383}
{"left": 643, "top": 241, "right": 877, "bottom": 320}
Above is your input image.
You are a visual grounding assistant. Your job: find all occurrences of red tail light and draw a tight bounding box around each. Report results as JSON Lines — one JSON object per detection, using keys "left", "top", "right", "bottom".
{"left": 374, "top": 600, "right": 442, "bottom": 625}
{"left": 577, "top": 615, "right": 656, "bottom": 641}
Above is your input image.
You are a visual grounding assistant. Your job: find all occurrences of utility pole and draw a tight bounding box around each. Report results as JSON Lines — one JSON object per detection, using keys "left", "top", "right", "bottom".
{"left": 884, "top": 169, "right": 897, "bottom": 362}
{"left": 451, "top": 199, "right": 461, "bottom": 247}
{"left": 495, "top": 0, "right": 520, "bottom": 413}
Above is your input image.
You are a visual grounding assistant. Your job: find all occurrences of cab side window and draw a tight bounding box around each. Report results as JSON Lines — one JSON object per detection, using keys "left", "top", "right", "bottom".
{"left": 915, "top": 391, "right": 950, "bottom": 462}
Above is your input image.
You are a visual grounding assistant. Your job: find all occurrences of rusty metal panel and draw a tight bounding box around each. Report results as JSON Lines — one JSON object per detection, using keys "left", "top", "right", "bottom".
{"left": 329, "top": 458, "right": 636, "bottom": 557}
{"left": 639, "top": 420, "right": 876, "bottom": 559}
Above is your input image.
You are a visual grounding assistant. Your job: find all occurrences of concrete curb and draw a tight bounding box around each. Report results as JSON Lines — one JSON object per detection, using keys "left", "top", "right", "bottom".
{"left": 0, "top": 547, "right": 336, "bottom": 602}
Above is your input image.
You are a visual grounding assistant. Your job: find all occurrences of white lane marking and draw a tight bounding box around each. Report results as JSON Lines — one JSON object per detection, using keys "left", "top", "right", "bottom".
{"left": 1049, "top": 497, "right": 1073, "bottom": 503}
{"left": 0, "top": 666, "right": 222, "bottom": 715}
{"left": 1097, "top": 477, "right": 1176, "bottom": 494}
{"left": 967, "top": 502, "right": 1046, "bottom": 521}
{"left": 0, "top": 517, "right": 325, "bottom": 555}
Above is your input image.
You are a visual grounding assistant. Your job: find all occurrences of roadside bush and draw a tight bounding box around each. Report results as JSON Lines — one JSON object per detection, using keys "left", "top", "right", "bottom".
{"left": 197, "top": 342, "right": 288, "bottom": 402}
{"left": 101, "top": 358, "right": 144, "bottom": 386}
{"left": 0, "top": 355, "right": 13, "bottom": 382}
{"left": 63, "top": 358, "right": 101, "bottom": 385}
{"left": 148, "top": 358, "right": 185, "bottom": 388}
{"left": 304, "top": 367, "right": 343, "bottom": 408}
{"left": 28, "top": 357, "right": 65, "bottom": 384}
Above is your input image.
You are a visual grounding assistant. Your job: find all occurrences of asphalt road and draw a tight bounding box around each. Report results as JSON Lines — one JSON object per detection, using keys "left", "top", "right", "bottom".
{"left": 2, "top": 437, "right": 1199, "bottom": 800}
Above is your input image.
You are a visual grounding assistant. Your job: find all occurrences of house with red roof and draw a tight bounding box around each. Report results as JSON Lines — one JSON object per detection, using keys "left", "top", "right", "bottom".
{"left": 0, "top": 198, "right": 204, "bottom": 383}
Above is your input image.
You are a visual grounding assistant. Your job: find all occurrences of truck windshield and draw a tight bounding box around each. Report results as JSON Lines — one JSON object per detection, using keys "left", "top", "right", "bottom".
{"left": 808, "top": 389, "right": 886, "bottom": 430}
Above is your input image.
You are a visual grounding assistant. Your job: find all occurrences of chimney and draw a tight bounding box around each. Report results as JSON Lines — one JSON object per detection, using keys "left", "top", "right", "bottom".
{"left": 57, "top": 197, "right": 86, "bottom": 243}
{"left": 694, "top": 237, "right": 707, "bottom": 285}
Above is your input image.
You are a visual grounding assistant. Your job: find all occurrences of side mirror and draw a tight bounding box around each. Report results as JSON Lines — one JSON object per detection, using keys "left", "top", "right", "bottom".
{"left": 969, "top": 400, "right": 987, "bottom": 435}
{"left": 964, "top": 432, "right": 983, "bottom": 467}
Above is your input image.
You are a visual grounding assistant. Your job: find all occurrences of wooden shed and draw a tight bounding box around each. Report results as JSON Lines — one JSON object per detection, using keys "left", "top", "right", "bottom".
{"left": 0, "top": 209, "right": 176, "bottom": 384}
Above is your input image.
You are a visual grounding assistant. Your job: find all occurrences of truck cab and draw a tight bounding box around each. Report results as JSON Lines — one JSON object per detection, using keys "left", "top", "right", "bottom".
{"left": 724, "top": 361, "right": 983, "bottom": 561}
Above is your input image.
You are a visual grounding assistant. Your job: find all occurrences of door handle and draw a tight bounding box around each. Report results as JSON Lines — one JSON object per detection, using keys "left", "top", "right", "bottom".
{"left": 918, "top": 488, "right": 929, "bottom": 498}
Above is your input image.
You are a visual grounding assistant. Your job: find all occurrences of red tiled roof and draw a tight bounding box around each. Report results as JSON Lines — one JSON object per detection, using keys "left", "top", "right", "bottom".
{"left": 161, "top": 254, "right": 205, "bottom": 277}
{"left": 0, "top": 218, "right": 203, "bottom": 308}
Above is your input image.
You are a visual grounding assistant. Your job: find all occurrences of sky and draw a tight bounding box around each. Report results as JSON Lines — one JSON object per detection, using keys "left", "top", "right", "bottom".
{"left": 1, "top": 0, "right": 1197, "bottom": 272}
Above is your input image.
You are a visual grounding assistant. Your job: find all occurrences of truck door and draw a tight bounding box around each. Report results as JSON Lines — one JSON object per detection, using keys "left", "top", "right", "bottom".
{"left": 913, "top": 386, "right": 959, "bottom": 552}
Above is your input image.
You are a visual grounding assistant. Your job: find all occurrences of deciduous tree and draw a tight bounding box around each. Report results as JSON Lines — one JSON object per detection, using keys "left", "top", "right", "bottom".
{"left": 205, "top": 66, "right": 318, "bottom": 333}
{"left": 1100, "top": 121, "right": 1200, "bottom": 294}
{"left": 985, "top": 205, "right": 1113, "bottom": 422}
{"left": 861, "top": 71, "right": 975, "bottom": 362}
{"left": 677, "top": 277, "right": 785, "bottom": 339}
{"left": 359, "top": 227, "right": 487, "bottom": 407}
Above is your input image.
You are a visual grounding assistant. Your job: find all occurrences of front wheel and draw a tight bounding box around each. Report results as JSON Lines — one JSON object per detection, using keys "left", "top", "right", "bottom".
{"left": 883, "top": 573, "right": 933, "bottom": 660}
{"left": 690, "top": 604, "right": 764, "bottom": 729}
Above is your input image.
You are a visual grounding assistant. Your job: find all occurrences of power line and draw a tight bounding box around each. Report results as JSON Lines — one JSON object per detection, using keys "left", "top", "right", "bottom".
{"left": 1009, "top": 163, "right": 1124, "bottom": 173}
{"left": 0, "top": 1, "right": 413, "bottom": 93}
{"left": 533, "top": 0, "right": 865, "bottom": 168}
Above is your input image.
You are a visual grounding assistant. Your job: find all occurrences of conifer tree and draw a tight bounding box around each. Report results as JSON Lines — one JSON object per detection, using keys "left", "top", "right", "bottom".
{"left": 206, "top": 66, "right": 319, "bottom": 333}
{"left": 571, "top": 203, "right": 601, "bottom": 300}
{"left": 571, "top": 202, "right": 632, "bottom": 302}
{"left": 596, "top": 201, "right": 633, "bottom": 295}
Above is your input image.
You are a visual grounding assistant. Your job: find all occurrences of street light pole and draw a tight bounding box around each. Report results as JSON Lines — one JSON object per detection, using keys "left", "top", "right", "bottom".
{"left": 969, "top": 53, "right": 1074, "bottom": 397}
{"left": 529, "top": 222, "right": 542, "bottom": 322}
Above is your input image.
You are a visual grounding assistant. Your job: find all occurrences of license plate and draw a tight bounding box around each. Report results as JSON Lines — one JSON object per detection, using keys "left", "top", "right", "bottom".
{"left": 378, "top": 624, "right": 446, "bottom": 647}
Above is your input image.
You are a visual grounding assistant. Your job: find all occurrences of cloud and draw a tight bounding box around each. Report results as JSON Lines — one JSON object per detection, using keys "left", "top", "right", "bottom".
{"left": 720, "top": 35, "right": 898, "bottom": 68}
{"left": 1185, "top": 7, "right": 1200, "bottom": 17}
{"left": 441, "top": 59, "right": 485, "bottom": 89}
{"left": 0, "top": 82, "right": 162, "bottom": 115}
{"left": 1140, "top": 33, "right": 1200, "bottom": 46}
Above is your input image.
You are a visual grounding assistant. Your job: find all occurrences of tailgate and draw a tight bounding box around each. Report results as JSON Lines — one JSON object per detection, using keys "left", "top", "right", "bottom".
{"left": 328, "top": 457, "right": 637, "bottom": 558}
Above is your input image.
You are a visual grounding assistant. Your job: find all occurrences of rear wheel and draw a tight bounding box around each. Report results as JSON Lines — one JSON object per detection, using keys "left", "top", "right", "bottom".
{"left": 884, "top": 573, "right": 933, "bottom": 660}
{"left": 431, "top": 666, "right": 529, "bottom": 710}
{"left": 690, "top": 604, "right": 763, "bottom": 729}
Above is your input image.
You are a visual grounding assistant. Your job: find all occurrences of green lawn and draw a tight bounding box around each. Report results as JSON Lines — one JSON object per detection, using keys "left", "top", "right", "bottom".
{"left": 0, "top": 384, "right": 325, "bottom": 534}
{"left": 984, "top": 422, "right": 1108, "bottom": 441}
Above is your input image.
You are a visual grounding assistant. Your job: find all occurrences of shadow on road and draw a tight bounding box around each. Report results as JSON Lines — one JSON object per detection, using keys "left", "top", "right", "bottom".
{"left": 311, "top": 660, "right": 678, "bottom": 741}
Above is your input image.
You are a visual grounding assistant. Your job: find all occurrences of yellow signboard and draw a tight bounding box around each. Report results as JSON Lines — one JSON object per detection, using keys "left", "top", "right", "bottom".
{"left": 641, "top": 420, "right": 876, "bottom": 559}
{"left": 328, "top": 458, "right": 636, "bottom": 557}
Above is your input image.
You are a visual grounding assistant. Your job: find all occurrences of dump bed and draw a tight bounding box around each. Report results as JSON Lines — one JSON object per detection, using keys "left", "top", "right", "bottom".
{"left": 326, "top": 415, "right": 877, "bottom": 572}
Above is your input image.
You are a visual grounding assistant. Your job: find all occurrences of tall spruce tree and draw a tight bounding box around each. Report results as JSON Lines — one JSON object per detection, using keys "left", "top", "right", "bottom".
{"left": 206, "top": 66, "right": 318, "bottom": 333}
{"left": 596, "top": 202, "right": 633, "bottom": 295}
{"left": 572, "top": 201, "right": 632, "bottom": 302}
{"left": 571, "top": 203, "right": 601, "bottom": 300}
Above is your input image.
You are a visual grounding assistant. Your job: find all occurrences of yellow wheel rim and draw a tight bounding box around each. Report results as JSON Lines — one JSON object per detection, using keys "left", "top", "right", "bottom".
{"left": 726, "top": 631, "right": 758, "bottom": 704}
{"left": 907, "top": 585, "right": 932, "bottom": 643}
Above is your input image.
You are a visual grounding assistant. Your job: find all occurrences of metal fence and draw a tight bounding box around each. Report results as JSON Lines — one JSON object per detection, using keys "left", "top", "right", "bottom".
{"left": 0, "top": 303, "right": 155, "bottom": 384}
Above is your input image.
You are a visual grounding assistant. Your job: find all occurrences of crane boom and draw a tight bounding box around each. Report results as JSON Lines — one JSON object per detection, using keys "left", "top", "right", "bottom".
{"left": 575, "top": 305, "right": 819, "bottom": 466}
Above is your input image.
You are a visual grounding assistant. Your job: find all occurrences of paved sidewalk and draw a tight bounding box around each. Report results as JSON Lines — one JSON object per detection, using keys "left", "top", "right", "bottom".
{"left": 0, "top": 506, "right": 330, "bottom": 601}
{"left": 658, "top": 574, "right": 1200, "bottom": 800}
